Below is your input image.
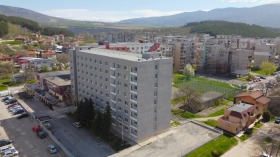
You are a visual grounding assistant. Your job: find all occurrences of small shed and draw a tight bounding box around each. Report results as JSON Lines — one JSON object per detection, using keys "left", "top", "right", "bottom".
{"left": 199, "top": 91, "right": 224, "bottom": 109}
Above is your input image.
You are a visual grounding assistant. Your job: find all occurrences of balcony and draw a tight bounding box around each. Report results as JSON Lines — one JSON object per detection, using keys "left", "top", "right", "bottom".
{"left": 110, "top": 83, "right": 116, "bottom": 87}
{"left": 130, "top": 124, "right": 137, "bottom": 130}
{"left": 130, "top": 99, "right": 137, "bottom": 104}
{"left": 111, "top": 91, "right": 116, "bottom": 95}
{"left": 131, "top": 107, "right": 137, "bottom": 113}
{"left": 130, "top": 72, "right": 137, "bottom": 76}
{"left": 130, "top": 81, "right": 137, "bottom": 86}
{"left": 110, "top": 75, "right": 116, "bottom": 79}
{"left": 130, "top": 90, "right": 137, "bottom": 95}
{"left": 110, "top": 67, "right": 116, "bottom": 70}
{"left": 111, "top": 99, "right": 116, "bottom": 104}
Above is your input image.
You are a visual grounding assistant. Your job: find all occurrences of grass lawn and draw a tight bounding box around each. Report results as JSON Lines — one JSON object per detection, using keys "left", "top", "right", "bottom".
{"left": 173, "top": 73, "right": 243, "bottom": 98}
{"left": 240, "top": 122, "right": 263, "bottom": 141}
{"left": 207, "top": 109, "right": 225, "bottom": 117}
{"left": 171, "top": 109, "right": 201, "bottom": 119}
{"left": 251, "top": 68, "right": 267, "bottom": 75}
{"left": 171, "top": 97, "right": 184, "bottom": 105}
{"left": 185, "top": 134, "right": 238, "bottom": 157}
{"left": 170, "top": 121, "right": 181, "bottom": 127}
{"left": 200, "top": 120, "right": 218, "bottom": 127}
{"left": 0, "top": 78, "right": 36, "bottom": 91}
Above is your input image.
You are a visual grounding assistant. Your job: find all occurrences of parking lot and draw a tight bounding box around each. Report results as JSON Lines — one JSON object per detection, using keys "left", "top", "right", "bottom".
{"left": 0, "top": 98, "right": 65, "bottom": 157}
{"left": 18, "top": 96, "right": 115, "bottom": 157}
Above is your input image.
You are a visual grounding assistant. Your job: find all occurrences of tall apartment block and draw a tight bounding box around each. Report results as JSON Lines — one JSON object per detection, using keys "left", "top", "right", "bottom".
{"left": 70, "top": 47, "right": 172, "bottom": 144}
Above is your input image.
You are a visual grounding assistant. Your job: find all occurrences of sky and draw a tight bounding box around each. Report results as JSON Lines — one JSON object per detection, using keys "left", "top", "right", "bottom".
{"left": 0, "top": 0, "right": 280, "bottom": 22}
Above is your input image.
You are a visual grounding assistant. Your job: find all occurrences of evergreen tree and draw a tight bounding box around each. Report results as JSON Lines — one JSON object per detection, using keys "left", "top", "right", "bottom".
{"left": 102, "top": 104, "right": 112, "bottom": 139}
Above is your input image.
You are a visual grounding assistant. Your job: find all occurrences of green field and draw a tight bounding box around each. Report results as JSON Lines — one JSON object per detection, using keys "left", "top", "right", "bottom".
{"left": 173, "top": 74, "right": 243, "bottom": 98}
{"left": 171, "top": 109, "right": 201, "bottom": 119}
{"left": 207, "top": 109, "right": 225, "bottom": 117}
{"left": 185, "top": 134, "right": 238, "bottom": 157}
{"left": 200, "top": 120, "right": 218, "bottom": 127}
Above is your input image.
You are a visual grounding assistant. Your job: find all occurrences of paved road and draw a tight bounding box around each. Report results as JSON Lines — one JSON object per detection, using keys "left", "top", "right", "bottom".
{"left": 0, "top": 99, "right": 65, "bottom": 157}
{"left": 19, "top": 98, "right": 115, "bottom": 157}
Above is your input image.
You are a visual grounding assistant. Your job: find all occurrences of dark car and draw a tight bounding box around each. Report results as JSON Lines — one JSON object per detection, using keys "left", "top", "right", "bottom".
{"left": 37, "top": 131, "right": 46, "bottom": 139}
{"left": 12, "top": 109, "right": 24, "bottom": 115}
{"left": 260, "top": 76, "right": 266, "bottom": 79}
{"left": 1, "top": 96, "right": 12, "bottom": 102}
{"left": 17, "top": 113, "right": 29, "bottom": 119}
{"left": 0, "top": 139, "right": 13, "bottom": 147}
{"left": 5, "top": 99, "right": 17, "bottom": 105}
{"left": 275, "top": 117, "right": 280, "bottom": 124}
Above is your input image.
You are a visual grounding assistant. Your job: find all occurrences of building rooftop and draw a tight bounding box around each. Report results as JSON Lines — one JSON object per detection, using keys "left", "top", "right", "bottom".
{"left": 38, "top": 71, "right": 70, "bottom": 78}
{"left": 235, "top": 91, "right": 263, "bottom": 99}
{"left": 44, "top": 74, "right": 71, "bottom": 87}
{"left": 199, "top": 91, "right": 224, "bottom": 103}
{"left": 228, "top": 102, "right": 253, "bottom": 113}
{"left": 78, "top": 47, "right": 168, "bottom": 62}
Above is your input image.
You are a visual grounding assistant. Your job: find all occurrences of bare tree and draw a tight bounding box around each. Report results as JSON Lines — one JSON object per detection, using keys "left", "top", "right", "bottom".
{"left": 174, "top": 85, "right": 202, "bottom": 113}
{"left": 56, "top": 53, "right": 70, "bottom": 64}
{"left": 258, "top": 137, "right": 280, "bottom": 157}
{"left": 20, "top": 64, "right": 35, "bottom": 82}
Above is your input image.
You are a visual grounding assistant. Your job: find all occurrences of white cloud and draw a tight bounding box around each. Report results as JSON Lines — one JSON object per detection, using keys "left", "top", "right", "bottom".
{"left": 222, "top": 0, "right": 280, "bottom": 3}
{"left": 41, "top": 9, "right": 186, "bottom": 22}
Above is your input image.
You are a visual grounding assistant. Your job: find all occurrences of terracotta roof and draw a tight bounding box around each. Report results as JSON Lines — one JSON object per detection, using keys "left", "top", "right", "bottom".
{"left": 42, "top": 51, "right": 55, "bottom": 55}
{"left": 235, "top": 91, "right": 263, "bottom": 99}
{"left": 27, "top": 50, "right": 36, "bottom": 55}
{"left": 38, "top": 39, "right": 45, "bottom": 43}
{"left": 256, "top": 96, "right": 271, "bottom": 104}
{"left": 0, "top": 54, "right": 11, "bottom": 60}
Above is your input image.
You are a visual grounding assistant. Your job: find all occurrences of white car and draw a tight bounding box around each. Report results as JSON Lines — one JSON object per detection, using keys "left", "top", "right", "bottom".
{"left": 260, "top": 153, "right": 272, "bottom": 157}
{"left": 2, "top": 149, "right": 19, "bottom": 157}
{"left": 0, "top": 146, "right": 14, "bottom": 153}
{"left": 73, "top": 122, "right": 82, "bottom": 128}
{"left": 48, "top": 145, "right": 57, "bottom": 154}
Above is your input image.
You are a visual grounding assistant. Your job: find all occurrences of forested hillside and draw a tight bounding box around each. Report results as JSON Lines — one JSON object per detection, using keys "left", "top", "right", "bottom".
{"left": 185, "top": 21, "right": 280, "bottom": 38}
{"left": 0, "top": 14, "right": 74, "bottom": 37}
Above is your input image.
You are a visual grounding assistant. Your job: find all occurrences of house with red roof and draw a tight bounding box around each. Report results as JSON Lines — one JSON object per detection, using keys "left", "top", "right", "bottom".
{"left": 0, "top": 54, "right": 11, "bottom": 61}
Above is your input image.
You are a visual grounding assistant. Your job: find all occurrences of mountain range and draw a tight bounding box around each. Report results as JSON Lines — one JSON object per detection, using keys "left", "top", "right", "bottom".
{"left": 1, "top": 4, "right": 280, "bottom": 29}
{"left": 118, "top": 4, "right": 280, "bottom": 28}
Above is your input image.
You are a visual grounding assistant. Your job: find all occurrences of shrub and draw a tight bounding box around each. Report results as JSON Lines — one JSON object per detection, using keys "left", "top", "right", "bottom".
{"left": 244, "top": 128, "right": 253, "bottom": 136}
{"left": 211, "top": 149, "right": 223, "bottom": 157}
{"left": 262, "top": 111, "right": 271, "bottom": 122}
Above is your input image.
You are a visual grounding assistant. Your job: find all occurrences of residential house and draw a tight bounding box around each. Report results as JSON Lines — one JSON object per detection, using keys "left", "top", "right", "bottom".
{"left": 218, "top": 102, "right": 258, "bottom": 134}
{"left": 235, "top": 91, "right": 271, "bottom": 114}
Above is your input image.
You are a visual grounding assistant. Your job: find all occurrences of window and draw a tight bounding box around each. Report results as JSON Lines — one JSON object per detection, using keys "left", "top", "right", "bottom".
{"left": 124, "top": 66, "right": 128, "bottom": 70}
{"left": 154, "top": 100, "right": 157, "bottom": 104}
{"left": 155, "top": 65, "right": 158, "bottom": 69}
{"left": 155, "top": 83, "right": 158, "bottom": 88}
{"left": 154, "top": 91, "right": 157, "bottom": 96}
{"left": 124, "top": 110, "right": 128, "bottom": 114}
{"left": 117, "top": 64, "right": 121, "bottom": 68}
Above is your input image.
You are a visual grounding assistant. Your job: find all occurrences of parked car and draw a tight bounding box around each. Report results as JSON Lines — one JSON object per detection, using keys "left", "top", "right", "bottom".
{"left": 7, "top": 103, "right": 19, "bottom": 109}
{"left": 0, "top": 140, "right": 13, "bottom": 147}
{"left": 17, "top": 113, "right": 29, "bottom": 119}
{"left": 36, "top": 131, "right": 46, "bottom": 139}
{"left": 2, "top": 149, "right": 19, "bottom": 157}
{"left": 73, "top": 122, "right": 82, "bottom": 128}
{"left": 5, "top": 99, "right": 17, "bottom": 105}
{"left": 0, "top": 91, "right": 10, "bottom": 98}
{"left": 48, "top": 145, "right": 57, "bottom": 154}
{"left": 248, "top": 87, "right": 254, "bottom": 90}
{"left": 12, "top": 109, "right": 24, "bottom": 115}
{"left": 260, "top": 76, "right": 266, "bottom": 79}
{"left": 1, "top": 96, "right": 12, "bottom": 102}
{"left": 0, "top": 146, "right": 14, "bottom": 153}
{"left": 260, "top": 153, "right": 272, "bottom": 157}
{"left": 275, "top": 117, "right": 280, "bottom": 124}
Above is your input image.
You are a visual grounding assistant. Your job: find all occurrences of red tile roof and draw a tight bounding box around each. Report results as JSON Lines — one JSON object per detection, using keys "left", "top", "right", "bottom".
{"left": 235, "top": 91, "right": 263, "bottom": 99}
{"left": 256, "top": 96, "right": 271, "bottom": 104}
{"left": 42, "top": 51, "right": 55, "bottom": 55}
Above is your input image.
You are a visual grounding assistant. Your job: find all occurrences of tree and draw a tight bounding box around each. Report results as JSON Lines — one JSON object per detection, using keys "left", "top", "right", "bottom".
{"left": 39, "top": 64, "right": 50, "bottom": 73}
{"left": 20, "top": 64, "right": 35, "bottom": 82}
{"left": 56, "top": 53, "right": 70, "bottom": 67}
{"left": 0, "top": 62, "right": 14, "bottom": 76}
{"left": 262, "top": 111, "right": 271, "bottom": 122}
{"left": 260, "top": 61, "right": 278, "bottom": 75}
{"left": 15, "top": 50, "right": 28, "bottom": 57}
{"left": 183, "top": 64, "right": 195, "bottom": 79}
{"left": 258, "top": 136, "right": 280, "bottom": 157}
{"left": 174, "top": 85, "right": 202, "bottom": 113}
{"left": 102, "top": 104, "right": 112, "bottom": 139}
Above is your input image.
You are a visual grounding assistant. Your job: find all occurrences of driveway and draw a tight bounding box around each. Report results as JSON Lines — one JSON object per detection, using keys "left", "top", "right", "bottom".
{"left": 222, "top": 122, "right": 280, "bottom": 157}
{"left": 18, "top": 97, "right": 115, "bottom": 157}
{"left": 0, "top": 100, "right": 65, "bottom": 157}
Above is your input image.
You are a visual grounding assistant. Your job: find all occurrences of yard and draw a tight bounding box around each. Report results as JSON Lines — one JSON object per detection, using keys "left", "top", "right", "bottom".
{"left": 0, "top": 78, "right": 36, "bottom": 91}
{"left": 173, "top": 73, "right": 243, "bottom": 98}
{"left": 185, "top": 134, "right": 238, "bottom": 157}
{"left": 171, "top": 109, "right": 201, "bottom": 119}
{"left": 200, "top": 120, "right": 218, "bottom": 127}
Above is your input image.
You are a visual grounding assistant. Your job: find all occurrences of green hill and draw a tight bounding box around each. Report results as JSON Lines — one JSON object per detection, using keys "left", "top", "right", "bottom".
{"left": 185, "top": 21, "right": 280, "bottom": 38}
{"left": 0, "top": 14, "right": 74, "bottom": 38}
